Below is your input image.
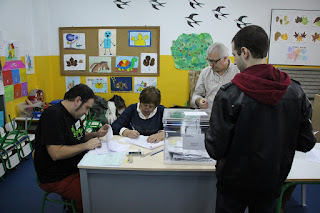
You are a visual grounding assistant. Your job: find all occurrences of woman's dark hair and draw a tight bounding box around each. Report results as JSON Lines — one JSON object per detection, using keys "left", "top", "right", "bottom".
{"left": 64, "top": 83, "right": 95, "bottom": 104}
{"left": 139, "top": 86, "right": 161, "bottom": 106}
{"left": 232, "top": 25, "right": 269, "bottom": 59}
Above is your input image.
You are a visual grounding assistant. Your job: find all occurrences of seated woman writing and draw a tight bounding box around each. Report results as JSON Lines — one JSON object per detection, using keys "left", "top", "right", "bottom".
{"left": 111, "top": 86, "right": 165, "bottom": 143}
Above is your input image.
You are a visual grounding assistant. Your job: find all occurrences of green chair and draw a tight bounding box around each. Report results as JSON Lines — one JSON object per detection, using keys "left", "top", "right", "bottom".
{"left": 41, "top": 191, "right": 76, "bottom": 213}
{"left": 83, "top": 109, "right": 105, "bottom": 133}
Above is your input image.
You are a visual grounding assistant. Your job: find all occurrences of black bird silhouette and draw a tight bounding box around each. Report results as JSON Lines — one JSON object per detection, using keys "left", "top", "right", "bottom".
{"left": 234, "top": 16, "right": 251, "bottom": 28}
{"left": 185, "top": 13, "right": 202, "bottom": 27}
{"left": 212, "top": 6, "right": 229, "bottom": 20}
{"left": 189, "top": 0, "right": 204, "bottom": 9}
{"left": 149, "top": 0, "right": 166, "bottom": 10}
{"left": 113, "top": 0, "right": 131, "bottom": 9}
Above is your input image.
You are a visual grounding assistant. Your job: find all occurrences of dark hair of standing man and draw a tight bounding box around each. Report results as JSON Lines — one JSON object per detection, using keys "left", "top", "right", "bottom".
{"left": 232, "top": 25, "right": 269, "bottom": 59}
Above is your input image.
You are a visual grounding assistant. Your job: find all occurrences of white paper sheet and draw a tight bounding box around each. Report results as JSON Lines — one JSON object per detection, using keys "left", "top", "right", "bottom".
{"left": 78, "top": 152, "right": 125, "bottom": 167}
{"left": 306, "top": 148, "right": 320, "bottom": 164}
{"left": 120, "top": 135, "right": 164, "bottom": 150}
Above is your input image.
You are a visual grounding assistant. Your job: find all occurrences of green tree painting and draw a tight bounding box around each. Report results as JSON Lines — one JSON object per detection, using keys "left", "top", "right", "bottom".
{"left": 171, "top": 33, "right": 213, "bottom": 71}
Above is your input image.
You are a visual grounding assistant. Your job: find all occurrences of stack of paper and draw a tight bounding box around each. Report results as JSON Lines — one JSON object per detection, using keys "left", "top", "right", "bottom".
{"left": 166, "top": 140, "right": 213, "bottom": 162}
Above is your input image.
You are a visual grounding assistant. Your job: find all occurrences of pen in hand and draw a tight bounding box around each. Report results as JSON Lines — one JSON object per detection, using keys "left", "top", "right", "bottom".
{"left": 150, "top": 149, "right": 163, "bottom": 156}
{"left": 130, "top": 122, "right": 135, "bottom": 130}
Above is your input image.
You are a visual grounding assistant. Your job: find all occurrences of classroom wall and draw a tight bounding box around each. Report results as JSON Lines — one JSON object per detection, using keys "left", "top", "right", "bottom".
{"left": 1, "top": 0, "right": 320, "bottom": 120}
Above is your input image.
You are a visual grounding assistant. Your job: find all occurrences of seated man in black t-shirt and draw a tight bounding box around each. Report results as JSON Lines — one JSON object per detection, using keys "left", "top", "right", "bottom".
{"left": 33, "top": 83, "right": 109, "bottom": 212}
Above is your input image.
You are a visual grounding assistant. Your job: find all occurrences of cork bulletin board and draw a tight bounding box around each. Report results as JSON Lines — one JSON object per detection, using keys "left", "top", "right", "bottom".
{"left": 59, "top": 26, "right": 160, "bottom": 76}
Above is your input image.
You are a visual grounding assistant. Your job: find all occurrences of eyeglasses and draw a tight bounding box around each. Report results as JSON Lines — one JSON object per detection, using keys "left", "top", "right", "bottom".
{"left": 207, "top": 57, "right": 221, "bottom": 64}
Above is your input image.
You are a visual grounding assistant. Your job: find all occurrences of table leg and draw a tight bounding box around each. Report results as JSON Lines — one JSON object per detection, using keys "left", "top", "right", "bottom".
{"left": 301, "top": 184, "right": 307, "bottom": 206}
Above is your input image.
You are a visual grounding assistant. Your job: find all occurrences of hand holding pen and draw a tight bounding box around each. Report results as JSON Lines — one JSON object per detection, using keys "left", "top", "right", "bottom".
{"left": 124, "top": 122, "right": 140, "bottom": 139}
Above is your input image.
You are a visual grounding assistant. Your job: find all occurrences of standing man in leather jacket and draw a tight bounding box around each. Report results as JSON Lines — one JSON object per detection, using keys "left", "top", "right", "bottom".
{"left": 205, "top": 25, "right": 316, "bottom": 213}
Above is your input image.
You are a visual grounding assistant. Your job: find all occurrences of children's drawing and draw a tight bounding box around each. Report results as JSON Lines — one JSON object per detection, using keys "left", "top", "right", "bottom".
{"left": 212, "top": 6, "right": 229, "bottom": 20}
{"left": 3, "top": 60, "right": 25, "bottom": 71}
{"left": 4, "top": 85, "right": 14, "bottom": 102}
{"left": 110, "top": 77, "right": 132, "bottom": 92}
{"left": 134, "top": 77, "right": 157, "bottom": 93}
{"left": 64, "top": 54, "right": 86, "bottom": 70}
{"left": 86, "top": 77, "right": 108, "bottom": 93}
{"left": 114, "top": 0, "right": 131, "bottom": 9}
{"left": 129, "top": 31, "right": 151, "bottom": 47}
{"left": 293, "top": 32, "right": 307, "bottom": 42}
{"left": 21, "top": 82, "right": 28, "bottom": 97}
{"left": 14, "top": 83, "right": 22, "bottom": 99}
{"left": 11, "top": 69, "right": 21, "bottom": 84}
{"left": 273, "top": 30, "right": 290, "bottom": 42}
{"left": 234, "top": 16, "right": 251, "bottom": 29}
{"left": 185, "top": 14, "right": 202, "bottom": 28}
{"left": 63, "top": 33, "right": 85, "bottom": 49}
{"left": 115, "top": 56, "right": 139, "bottom": 73}
{"left": 171, "top": 33, "right": 213, "bottom": 71}
{"left": 89, "top": 56, "right": 111, "bottom": 73}
{"left": 65, "top": 76, "right": 81, "bottom": 92}
{"left": 313, "top": 17, "right": 320, "bottom": 26}
{"left": 25, "top": 51, "right": 35, "bottom": 74}
{"left": 4, "top": 41, "right": 21, "bottom": 61}
{"left": 99, "top": 29, "right": 116, "bottom": 56}
{"left": 149, "top": 0, "right": 166, "bottom": 10}
{"left": 141, "top": 53, "right": 157, "bottom": 73}
{"left": 295, "top": 16, "right": 310, "bottom": 25}
{"left": 286, "top": 46, "right": 307, "bottom": 63}
{"left": 311, "top": 32, "right": 320, "bottom": 42}
{"left": 275, "top": 15, "right": 290, "bottom": 25}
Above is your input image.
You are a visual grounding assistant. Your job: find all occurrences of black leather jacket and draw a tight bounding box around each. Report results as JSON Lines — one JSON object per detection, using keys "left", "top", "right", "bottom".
{"left": 205, "top": 80, "right": 316, "bottom": 199}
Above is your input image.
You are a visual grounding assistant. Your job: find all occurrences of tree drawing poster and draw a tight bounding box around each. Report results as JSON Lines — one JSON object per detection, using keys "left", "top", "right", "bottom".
{"left": 141, "top": 53, "right": 157, "bottom": 73}
{"left": 63, "top": 33, "right": 86, "bottom": 49}
{"left": 269, "top": 9, "right": 320, "bottom": 66}
{"left": 64, "top": 54, "right": 86, "bottom": 70}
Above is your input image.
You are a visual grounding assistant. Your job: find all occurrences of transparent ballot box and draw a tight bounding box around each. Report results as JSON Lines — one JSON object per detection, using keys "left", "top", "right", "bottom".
{"left": 163, "top": 108, "right": 215, "bottom": 165}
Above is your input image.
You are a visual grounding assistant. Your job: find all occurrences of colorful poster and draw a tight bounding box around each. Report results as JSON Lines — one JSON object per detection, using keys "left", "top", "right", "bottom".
{"left": 86, "top": 77, "right": 108, "bottom": 93}
{"left": 115, "top": 56, "right": 139, "bottom": 73}
{"left": 25, "top": 50, "right": 35, "bottom": 74}
{"left": 63, "top": 33, "right": 86, "bottom": 49}
{"left": 4, "top": 40, "right": 22, "bottom": 61}
{"left": 110, "top": 77, "right": 132, "bottom": 92}
{"left": 4, "top": 85, "right": 14, "bottom": 102}
{"left": 98, "top": 29, "right": 117, "bottom": 56}
{"left": 141, "top": 53, "right": 157, "bottom": 73}
{"left": 21, "top": 82, "right": 28, "bottom": 97}
{"left": 129, "top": 31, "right": 151, "bottom": 47}
{"left": 65, "top": 76, "right": 81, "bottom": 91}
{"left": 134, "top": 77, "right": 157, "bottom": 93}
{"left": 11, "top": 69, "right": 21, "bottom": 84}
{"left": 89, "top": 56, "right": 111, "bottom": 73}
{"left": 14, "top": 83, "right": 22, "bottom": 99}
{"left": 3, "top": 70, "right": 13, "bottom": 86}
{"left": 64, "top": 54, "right": 86, "bottom": 71}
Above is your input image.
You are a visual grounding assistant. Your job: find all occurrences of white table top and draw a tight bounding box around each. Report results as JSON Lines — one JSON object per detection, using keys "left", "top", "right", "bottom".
{"left": 78, "top": 136, "right": 320, "bottom": 181}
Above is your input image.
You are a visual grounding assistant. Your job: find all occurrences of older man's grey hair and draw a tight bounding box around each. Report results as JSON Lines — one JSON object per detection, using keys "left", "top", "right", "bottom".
{"left": 207, "top": 42, "right": 229, "bottom": 58}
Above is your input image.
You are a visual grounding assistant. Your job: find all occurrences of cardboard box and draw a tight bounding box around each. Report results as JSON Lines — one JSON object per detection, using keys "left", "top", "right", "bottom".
{"left": 312, "top": 94, "right": 320, "bottom": 142}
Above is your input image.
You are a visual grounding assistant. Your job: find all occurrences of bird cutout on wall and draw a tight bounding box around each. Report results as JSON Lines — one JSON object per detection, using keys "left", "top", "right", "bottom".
{"left": 185, "top": 13, "right": 202, "bottom": 27}
{"left": 149, "top": 0, "right": 166, "bottom": 10}
{"left": 234, "top": 16, "right": 251, "bottom": 28}
{"left": 212, "top": 6, "right": 229, "bottom": 20}
{"left": 113, "top": 0, "right": 131, "bottom": 9}
{"left": 66, "top": 57, "right": 78, "bottom": 67}
{"left": 189, "top": 0, "right": 204, "bottom": 9}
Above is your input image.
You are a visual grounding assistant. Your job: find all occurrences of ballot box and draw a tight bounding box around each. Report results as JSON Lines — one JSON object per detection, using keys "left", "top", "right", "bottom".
{"left": 162, "top": 108, "right": 215, "bottom": 165}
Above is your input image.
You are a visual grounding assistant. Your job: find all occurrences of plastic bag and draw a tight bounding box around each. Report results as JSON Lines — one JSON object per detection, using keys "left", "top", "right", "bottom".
{"left": 17, "top": 101, "right": 42, "bottom": 117}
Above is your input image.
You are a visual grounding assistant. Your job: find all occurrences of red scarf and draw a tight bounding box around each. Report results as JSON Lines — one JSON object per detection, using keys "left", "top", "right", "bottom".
{"left": 232, "top": 64, "right": 291, "bottom": 106}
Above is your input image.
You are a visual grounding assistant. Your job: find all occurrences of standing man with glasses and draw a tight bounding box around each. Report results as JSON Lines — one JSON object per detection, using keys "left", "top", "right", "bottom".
{"left": 191, "top": 42, "right": 239, "bottom": 110}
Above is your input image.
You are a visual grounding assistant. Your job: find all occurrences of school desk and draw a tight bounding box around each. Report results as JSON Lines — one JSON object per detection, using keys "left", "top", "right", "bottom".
{"left": 78, "top": 135, "right": 216, "bottom": 213}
